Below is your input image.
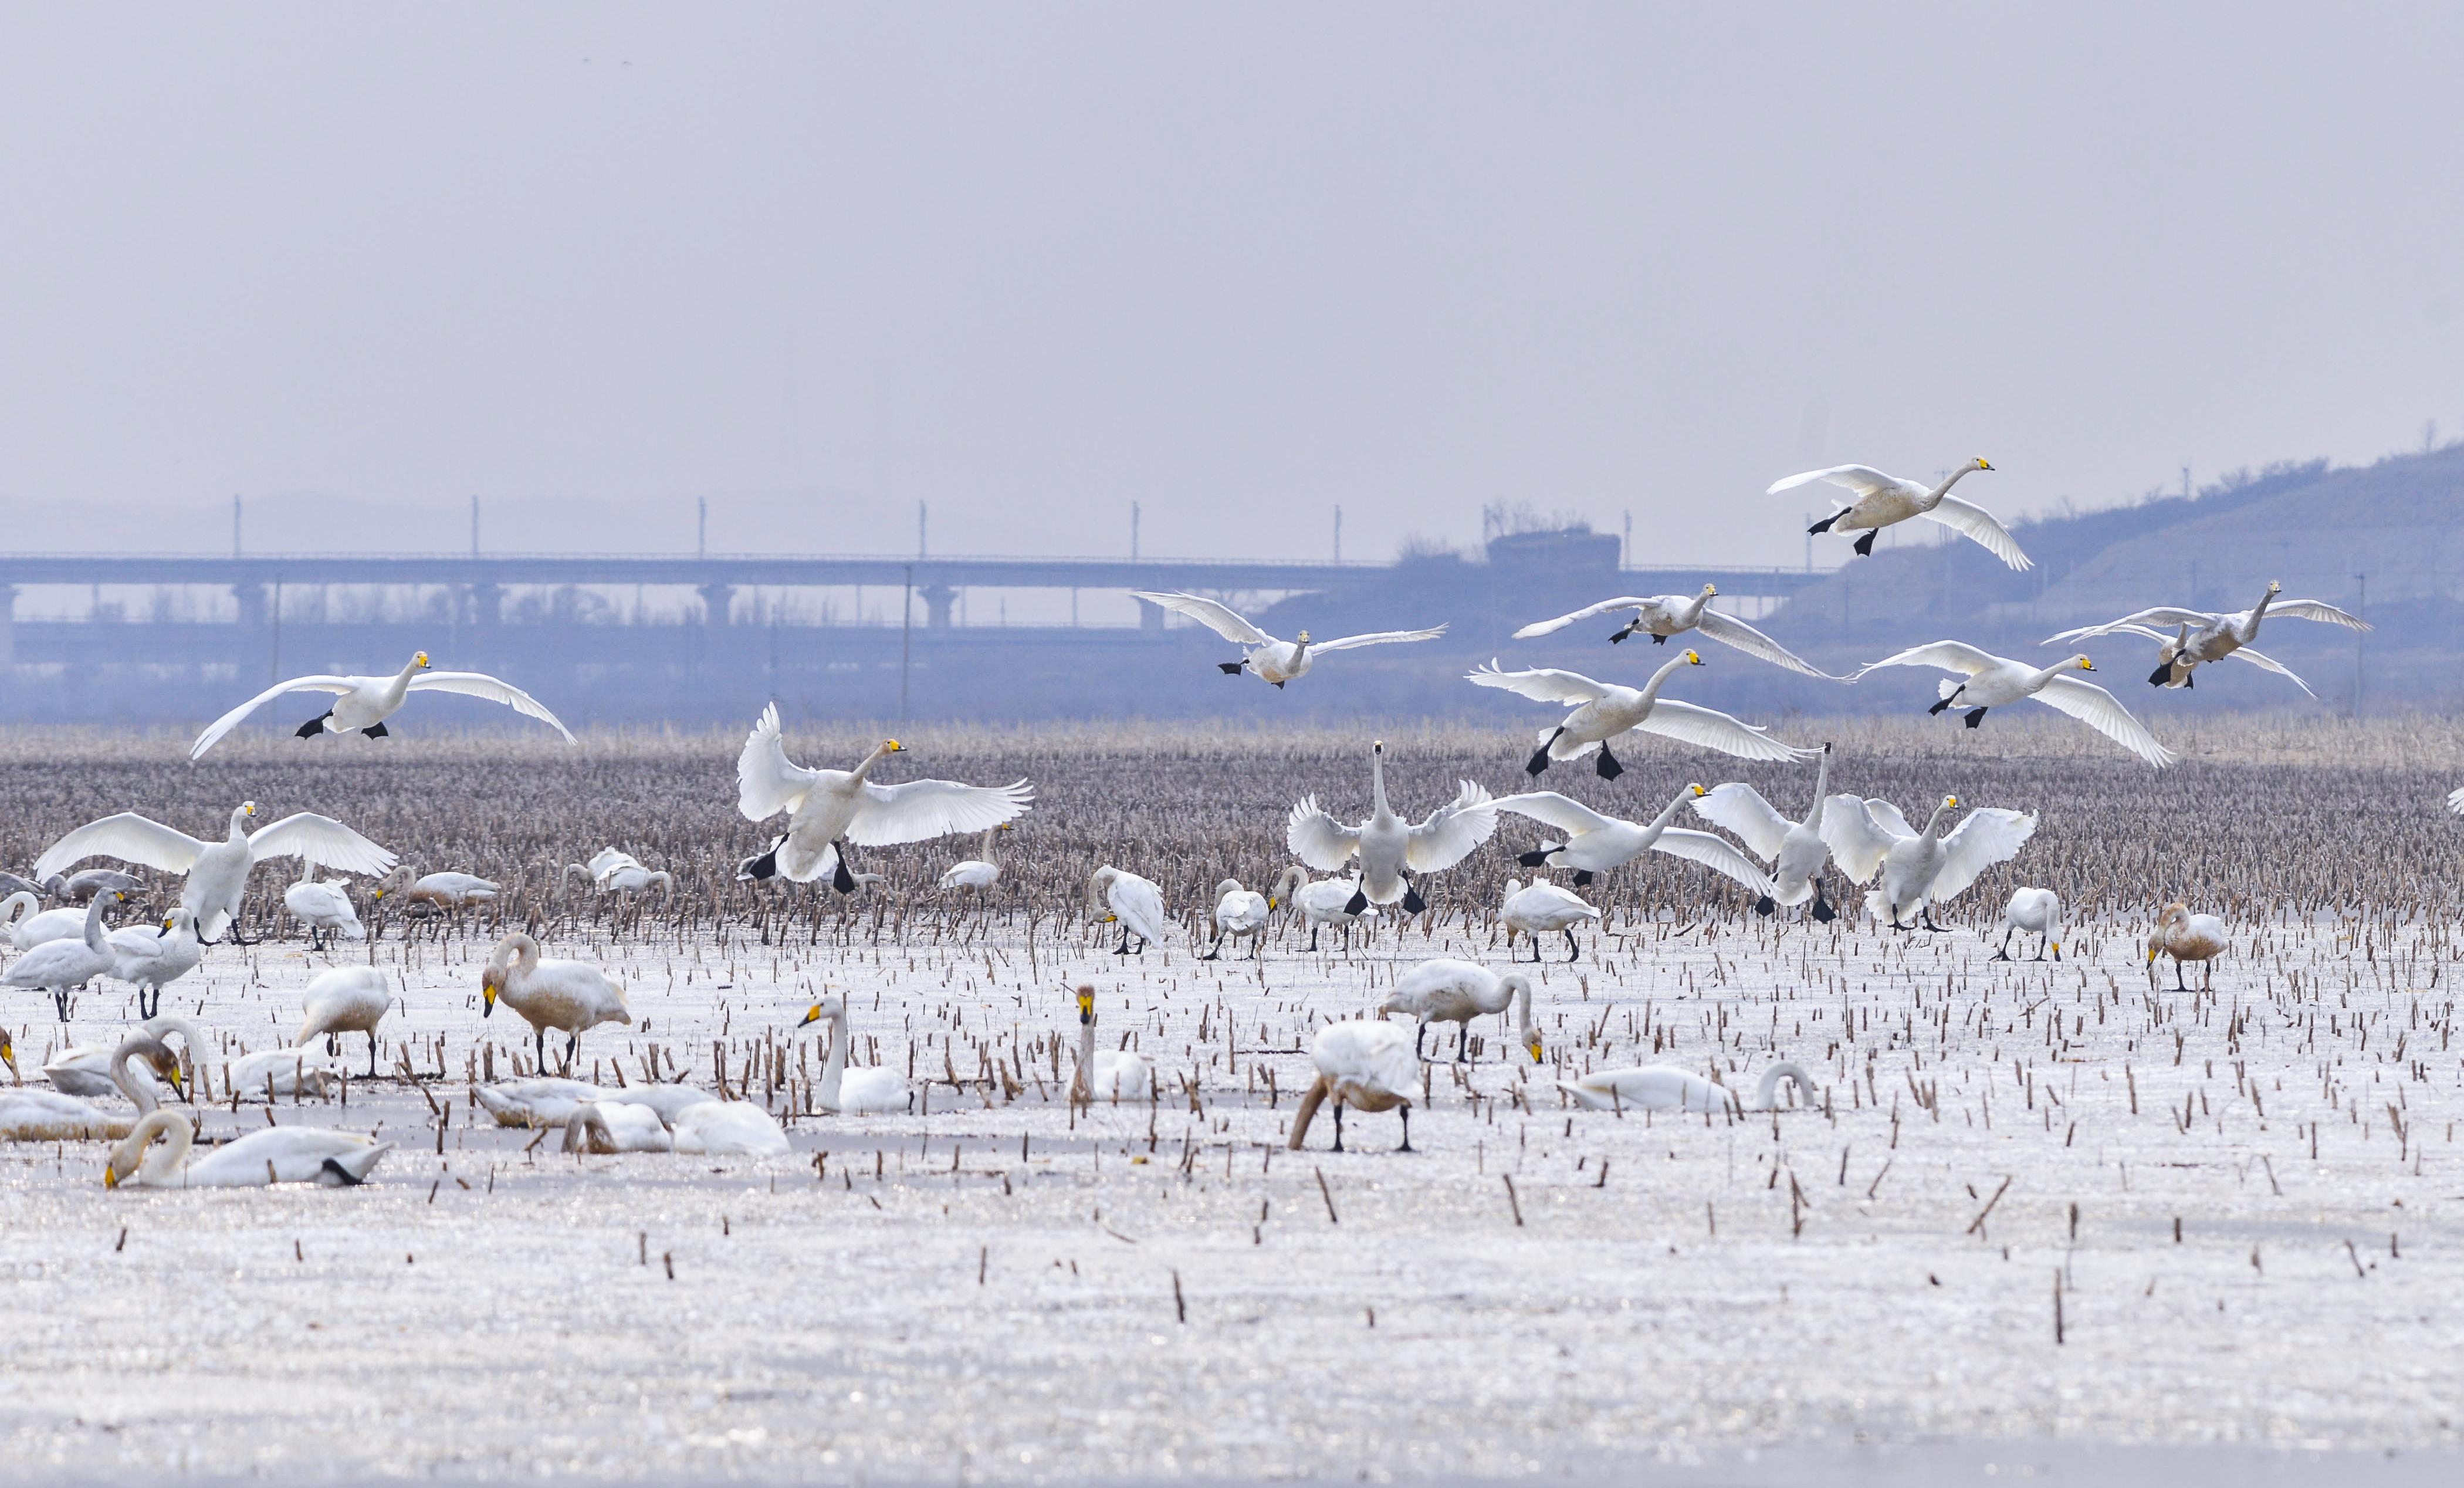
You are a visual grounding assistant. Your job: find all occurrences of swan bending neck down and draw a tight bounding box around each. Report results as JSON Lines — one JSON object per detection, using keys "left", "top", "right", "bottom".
{"left": 104, "top": 1109, "right": 392, "bottom": 1187}
{"left": 1286, "top": 1019, "right": 1419, "bottom": 1152}
{"left": 1559, "top": 1060, "right": 1816, "bottom": 1115}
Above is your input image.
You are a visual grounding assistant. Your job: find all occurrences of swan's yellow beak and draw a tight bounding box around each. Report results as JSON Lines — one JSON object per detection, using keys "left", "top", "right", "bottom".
{"left": 103, "top": 1163, "right": 119, "bottom": 1189}
{"left": 2147, "top": 946, "right": 2158, "bottom": 963}
{"left": 1102, "top": 914, "right": 1117, "bottom": 924}
{"left": 1527, "top": 1038, "right": 1544, "bottom": 1063}
{"left": 997, "top": 823, "right": 1013, "bottom": 833}
{"left": 1946, "top": 796, "right": 1959, "bottom": 808}
{"left": 244, "top": 802, "right": 256, "bottom": 817}
{"left": 1076, "top": 988, "right": 1095, "bottom": 1024}
{"left": 1689, "top": 783, "right": 1707, "bottom": 797}
{"left": 884, "top": 739, "right": 905, "bottom": 753}
{"left": 2078, "top": 657, "right": 2096, "bottom": 672}
{"left": 1684, "top": 650, "right": 1703, "bottom": 664}
{"left": 796, "top": 1003, "right": 824, "bottom": 1027}
{"left": 414, "top": 651, "right": 431, "bottom": 668}
{"left": 1976, "top": 458, "right": 1994, "bottom": 471}
{"left": 1267, "top": 898, "right": 1277, "bottom": 909}
{"left": 0, "top": 1030, "right": 16, "bottom": 1081}
{"left": 480, "top": 970, "right": 500, "bottom": 1014}
{"left": 1704, "top": 583, "right": 1718, "bottom": 597}
{"left": 163, "top": 1061, "right": 185, "bottom": 1101}
{"left": 2050, "top": 942, "right": 2060, "bottom": 955}
{"left": 1297, "top": 630, "right": 1312, "bottom": 644}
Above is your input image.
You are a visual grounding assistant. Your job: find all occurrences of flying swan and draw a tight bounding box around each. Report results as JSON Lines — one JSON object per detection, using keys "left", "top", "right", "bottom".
{"left": 1470, "top": 651, "right": 1818, "bottom": 778}
{"left": 1492, "top": 784, "right": 1775, "bottom": 898}
{"left": 1689, "top": 742, "right": 1841, "bottom": 920}
{"left": 735, "top": 705, "right": 1033, "bottom": 892}
{"left": 33, "top": 802, "right": 395, "bottom": 944}
{"left": 2043, "top": 581, "right": 2369, "bottom": 694}
{"left": 1129, "top": 591, "right": 1444, "bottom": 688}
{"left": 1853, "top": 641, "right": 2175, "bottom": 767}
{"left": 1769, "top": 458, "right": 2029, "bottom": 569}
{"left": 1821, "top": 794, "right": 2036, "bottom": 931}
{"left": 187, "top": 651, "right": 574, "bottom": 759}
{"left": 1512, "top": 586, "right": 1839, "bottom": 679}
{"left": 1286, "top": 740, "right": 1497, "bottom": 915}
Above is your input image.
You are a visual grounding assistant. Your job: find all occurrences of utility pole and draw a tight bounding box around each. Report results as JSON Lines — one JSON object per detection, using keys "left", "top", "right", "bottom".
{"left": 232, "top": 496, "right": 242, "bottom": 558}
{"left": 1332, "top": 505, "right": 1342, "bottom": 563}
{"left": 470, "top": 495, "right": 480, "bottom": 556}
{"left": 1622, "top": 509, "right": 1632, "bottom": 569}
{"left": 899, "top": 563, "right": 913, "bottom": 721}
{"left": 696, "top": 498, "right": 708, "bottom": 560}
{"left": 918, "top": 500, "right": 928, "bottom": 558}
{"left": 1131, "top": 502, "right": 1141, "bottom": 561}
{"left": 2181, "top": 466, "right": 2191, "bottom": 501}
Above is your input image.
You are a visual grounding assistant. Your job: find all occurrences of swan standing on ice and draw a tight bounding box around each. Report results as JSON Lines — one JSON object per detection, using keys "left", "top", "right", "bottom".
{"left": 1500, "top": 877, "right": 1601, "bottom": 963}
{"left": 1286, "top": 740, "right": 1498, "bottom": 916}
{"left": 4, "top": 895, "right": 121, "bottom": 1021}
{"left": 735, "top": 705, "right": 1033, "bottom": 892}
{"left": 1560, "top": 1060, "right": 1816, "bottom": 1114}
{"left": 1770, "top": 458, "right": 2029, "bottom": 569}
{"left": 33, "top": 802, "right": 395, "bottom": 945}
{"left": 1129, "top": 591, "right": 1444, "bottom": 688}
{"left": 283, "top": 869, "right": 364, "bottom": 950}
{"left": 1492, "top": 786, "right": 1774, "bottom": 898}
{"left": 1853, "top": 641, "right": 2175, "bottom": 767}
{"left": 105, "top": 907, "right": 204, "bottom": 1017}
{"left": 1513, "top": 586, "right": 1837, "bottom": 679}
{"left": 795, "top": 993, "right": 913, "bottom": 1113}
{"left": 186, "top": 651, "right": 574, "bottom": 758}
{"left": 1690, "top": 743, "right": 1841, "bottom": 921}
{"left": 481, "top": 934, "right": 631, "bottom": 1070}
{"left": 2148, "top": 903, "right": 2226, "bottom": 990}
{"left": 1822, "top": 794, "right": 2036, "bottom": 932}
{"left": 2045, "top": 581, "right": 2369, "bottom": 693}
{"left": 1995, "top": 888, "right": 2063, "bottom": 962}
{"left": 1085, "top": 865, "right": 1169, "bottom": 956}
{"left": 1471, "top": 651, "right": 1819, "bottom": 779}
{"left": 104, "top": 1109, "right": 391, "bottom": 1187}
{"left": 1377, "top": 958, "right": 1539, "bottom": 1063}
{"left": 1286, "top": 1019, "right": 1419, "bottom": 1152}
{"left": 939, "top": 823, "right": 1014, "bottom": 892}
{"left": 4, "top": 1034, "right": 181, "bottom": 1141}
{"left": 295, "top": 965, "right": 394, "bottom": 1076}
{"left": 1269, "top": 867, "right": 1376, "bottom": 951}
{"left": 1201, "top": 878, "right": 1271, "bottom": 961}
{"left": 1069, "top": 985, "right": 1155, "bottom": 1104}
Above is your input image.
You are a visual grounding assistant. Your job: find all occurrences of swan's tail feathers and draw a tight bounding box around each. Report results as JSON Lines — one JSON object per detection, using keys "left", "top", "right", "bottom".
{"left": 317, "top": 1142, "right": 392, "bottom": 1186}
{"left": 1287, "top": 1073, "right": 1334, "bottom": 1149}
{"left": 1555, "top": 1078, "right": 1617, "bottom": 1111}
{"left": 1935, "top": 678, "right": 1964, "bottom": 701}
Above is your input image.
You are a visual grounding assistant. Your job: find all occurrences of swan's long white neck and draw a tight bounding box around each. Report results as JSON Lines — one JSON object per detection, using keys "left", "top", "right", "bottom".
{"left": 1272, "top": 865, "right": 1308, "bottom": 904}
{"left": 1639, "top": 654, "right": 1690, "bottom": 705}
{"left": 1507, "top": 975, "right": 1534, "bottom": 1046}
{"left": 497, "top": 934, "right": 541, "bottom": 976}
{"left": 1924, "top": 463, "right": 1978, "bottom": 505}
{"left": 1085, "top": 868, "right": 1114, "bottom": 915}
{"left": 1, "top": 891, "right": 35, "bottom": 928}
{"left": 108, "top": 1036, "right": 164, "bottom": 1115}
{"left": 1806, "top": 749, "right": 1832, "bottom": 822}
{"left": 81, "top": 895, "right": 110, "bottom": 952}
{"left": 1754, "top": 1061, "right": 1815, "bottom": 1111}
{"left": 2243, "top": 585, "right": 2276, "bottom": 634}
{"left": 817, "top": 1006, "right": 850, "bottom": 1107}
{"left": 1368, "top": 746, "right": 1397, "bottom": 825}
{"left": 1075, "top": 1013, "right": 1102, "bottom": 1098}
{"left": 226, "top": 806, "right": 255, "bottom": 845}
{"left": 1681, "top": 587, "right": 1715, "bottom": 625}
{"left": 110, "top": 1110, "right": 195, "bottom": 1187}
{"left": 1648, "top": 792, "right": 1688, "bottom": 833}
{"left": 851, "top": 745, "right": 895, "bottom": 783}
{"left": 1921, "top": 802, "right": 1955, "bottom": 841}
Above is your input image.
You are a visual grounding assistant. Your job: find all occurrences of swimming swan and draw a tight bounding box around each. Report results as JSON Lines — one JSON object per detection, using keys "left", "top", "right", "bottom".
{"left": 1286, "top": 740, "right": 1498, "bottom": 915}
{"left": 1771, "top": 458, "right": 2028, "bottom": 569}
{"left": 1470, "top": 651, "right": 1818, "bottom": 779}
{"left": 187, "top": 651, "right": 573, "bottom": 758}
{"left": 33, "top": 802, "right": 395, "bottom": 944}
{"left": 1513, "top": 585, "right": 1839, "bottom": 679}
{"left": 4, "top": 1034, "right": 181, "bottom": 1141}
{"left": 1853, "top": 641, "right": 2175, "bottom": 767}
{"left": 735, "top": 705, "right": 1032, "bottom": 891}
{"left": 1129, "top": 591, "right": 1444, "bottom": 688}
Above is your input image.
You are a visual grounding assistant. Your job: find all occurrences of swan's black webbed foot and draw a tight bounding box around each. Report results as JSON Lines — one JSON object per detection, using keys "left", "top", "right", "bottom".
{"left": 2148, "top": 662, "right": 2174, "bottom": 687}
{"left": 1571, "top": 870, "right": 1593, "bottom": 887}
{"left": 1808, "top": 512, "right": 1840, "bottom": 535}
{"left": 1400, "top": 885, "right": 1426, "bottom": 915}
{"left": 1218, "top": 661, "right": 1244, "bottom": 674}
{"left": 1964, "top": 708, "right": 1989, "bottom": 728}
{"left": 296, "top": 712, "right": 331, "bottom": 738}
{"left": 1754, "top": 895, "right": 1776, "bottom": 917}
{"left": 361, "top": 722, "right": 388, "bottom": 738}
{"left": 1853, "top": 530, "right": 1877, "bottom": 556}
{"left": 1927, "top": 696, "right": 1954, "bottom": 716}
{"left": 1517, "top": 850, "right": 1550, "bottom": 867}
{"left": 1343, "top": 889, "right": 1369, "bottom": 916}
{"left": 1593, "top": 746, "right": 1623, "bottom": 780}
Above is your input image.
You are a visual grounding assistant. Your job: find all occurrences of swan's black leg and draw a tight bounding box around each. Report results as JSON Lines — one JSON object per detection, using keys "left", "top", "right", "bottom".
{"left": 831, "top": 845, "right": 857, "bottom": 895}
{"left": 1217, "top": 661, "right": 1244, "bottom": 675}
{"left": 1964, "top": 708, "right": 1989, "bottom": 729}
{"left": 1853, "top": 529, "right": 1877, "bottom": 556}
{"left": 361, "top": 722, "right": 389, "bottom": 739}
{"left": 1650, "top": 633, "right": 1667, "bottom": 645}
{"left": 1811, "top": 884, "right": 1836, "bottom": 923}
{"left": 1456, "top": 1023, "right": 1469, "bottom": 1063}
{"left": 1199, "top": 933, "right": 1224, "bottom": 961}
{"left": 568, "top": 1032, "right": 581, "bottom": 1065}
{"left": 368, "top": 1032, "right": 380, "bottom": 1077}
{"left": 1593, "top": 744, "right": 1624, "bottom": 781}
{"left": 1992, "top": 929, "right": 2012, "bottom": 962}
{"left": 1928, "top": 688, "right": 1959, "bottom": 716}
{"left": 295, "top": 712, "right": 331, "bottom": 738}
{"left": 1517, "top": 849, "right": 1550, "bottom": 867}
{"left": 1331, "top": 1103, "right": 1346, "bottom": 1153}
{"left": 1113, "top": 926, "right": 1132, "bottom": 956}
{"left": 534, "top": 1027, "right": 547, "bottom": 1070}
{"left": 1755, "top": 895, "right": 1776, "bottom": 917}
{"left": 1921, "top": 910, "right": 1947, "bottom": 932}
{"left": 1397, "top": 1105, "right": 1413, "bottom": 1153}
{"left": 1307, "top": 926, "right": 1321, "bottom": 952}
{"left": 737, "top": 839, "right": 781, "bottom": 882}
{"left": 1563, "top": 929, "right": 1581, "bottom": 962}
{"left": 1527, "top": 729, "right": 1562, "bottom": 776}
{"left": 1414, "top": 1023, "right": 1427, "bottom": 1059}
{"left": 1807, "top": 512, "right": 1840, "bottom": 535}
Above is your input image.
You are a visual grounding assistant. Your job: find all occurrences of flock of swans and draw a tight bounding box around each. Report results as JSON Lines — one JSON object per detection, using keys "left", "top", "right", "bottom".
{"left": 0, "top": 462, "right": 2385, "bottom": 1174}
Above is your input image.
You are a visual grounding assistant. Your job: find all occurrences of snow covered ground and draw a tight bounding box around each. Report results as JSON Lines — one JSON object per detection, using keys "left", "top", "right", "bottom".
{"left": 5, "top": 897, "right": 2461, "bottom": 1485}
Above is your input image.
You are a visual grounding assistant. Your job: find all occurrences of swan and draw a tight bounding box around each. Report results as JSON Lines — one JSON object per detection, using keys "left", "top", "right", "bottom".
{"left": 794, "top": 993, "right": 913, "bottom": 1113}
{"left": 480, "top": 934, "right": 631, "bottom": 1069}
{"left": 1852, "top": 641, "right": 2175, "bottom": 767}
{"left": 1769, "top": 458, "right": 2029, "bottom": 569}
{"left": 4, "top": 1034, "right": 180, "bottom": 1140}
{"left": 296, "top": 965, "right": 394, "bottom": 1076}
{"left": 938, "top": 823, "right": 1014, "bottom": 892}
{"left": 1377, "top": 958, "right": 1538, "bottom": 1063}
{"left": 475, "top": 1077, "right": 611, "bottom": 1128}
{"left": 1559, "top": 1060, "right": 1816, "bottom": 1114}
{"left": 1286, "top": 1019, "right": 1419, "bottom": 1152}
{"left": 567, "top": 848, "right": 673, "bottom": 897}
{"left": 1470, "top": 651, "right": 1819, "bottom": 779}
{"left": 46, "top": 868, "right": 145, "bottom": 902}
{"left": 2045, "top": 581, "right": 2370, "bottom": 692}
{"left": 1821, "top": 794, "right": 2036, "bottom": 931}
{"left": 1690, "top": 743, "right": 1840, "bottom": 920}
{"left": 0, "top": 871, "right": 42, "bottom": 900}
{"left": 375, "top": 865, "right": 500, "bottom": 912}
{"left": 734, "top": 705, "right": 1033, "bottom": 892}
{"left": 1069, "top": 984, "right": 1155, "bottom": 1103}
{"left": 1129, "top": 591, "right": 1444, "bottom": 688}
{"left": 563, "top": 1100, "right": 675, "bottom": 1154}
{"left": 1995, "top": 888, "right": 2063, "bottom": 962}
{"left": 104, "top": 1109, "right": 391, "bottom": 1187}
{"left": 5, "top": 894, "right": 121, "bottom": 1020}
{"left": 2148, "top": 903, "right": 2226, "bottom": 991}
{"left": 187, "top": 651, "right": 574, "bottom": 758}
{"left": 1513, "top": 586, "right": 1839, "bottom": 679}
{"left": 43, "top": 1014, "right": 197, "bottom": 1102}
{"left": 1201, "top": 878, "right": 1272, "bottom": 961}
{"left": 1286, "top": 740, "right": 1498, "bottom": 915}
{"left": 1085, "top": 865, "right": 1169, "bottom": 956}
{"left": 5, "top": 888, "right": 127, "bottom": 951}
{"left": 669, "top": 1099, "right": 790, "bottom": 1155}
{"left": 282, "top": 868, "right": 364, "bottom": 950}
{"left": 228, "top": 1049, "right": 348, "bottom": 1101}
{"left": 1492, "top": 785, "right": 1775, "bottom": 898}
{"left": 1269, "top": 867, "right": 1377, "bottom": 951}
{"left": 33, "top": 802, "right": 395, "bottom": 944}
{"left": 1499, "top": 877, "right": 1600, "bottom": 963}
{"left": 104, "top": 907, "right": 204, "bottom": 1017}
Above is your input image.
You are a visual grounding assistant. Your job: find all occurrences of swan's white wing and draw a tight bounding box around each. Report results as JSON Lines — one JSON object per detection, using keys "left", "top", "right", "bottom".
{"left": 1864, "top": 800, "right": 1917, "bottom": 838}
{"left": 1636, "top": 698, "right": 1816, "bottom": 762}
{"left": 2269, "top": 599, "right": 2371, "bottom": 631}
{"left": 1764, "top": 464, "right": 1908, "bottom": 500}
{"left": 33, "top": 814, "right": 209, "bottom": 880}
{"left": 848, "top": 779, "right": 1033, "bottom": 846}
{"left": 1817, "top": 795, "right": 1902, "bottom": 883}
{"left": 188, "top": 675, "right": 361, "bottom": 760}
{"left": 2224, "top": 645, "right": 2315, "bottom": 696}
{"left": 1491, "top": 790, "right": 1623, "bottom": 836}
{"left": 1919, "top": 493, "right": 2032, "bottom": 571}
{"left": 1285, "top": 797, "right": 1362, "bottom": 871}
{"left": 2041, "top": 608, "right": 2211, "bottom": 644}
{"left": 1511, "top": 597, "right": 1662, "bottom": 640}
{"left": 1651, "top": 827, "right": 1777, "bottom": 897}
{"left": 1849, "top": 639, "right": 2001, "bottom": 681}
{"left": 1129, "top": 592, "right": 1271, "bottom": 646}
{"left": 247, "top": 814, "right": 398, "bottom": 876}
{"left": 406, "top": 672, "right": 577, "bottom": 740}
{"left": 736, "top": 704, "right": 821, "bottom": 821}
{"left": 1688, "top": 783, "right": 1792, "bottom": 861}
{"left": 1930, "top": 809, "right": 2038, "bottom": 904}
{"left": 1308, "top": 624, "right": 1447, "bottom": 653}
{"left": 2449, "top": 786, "right": 2464, "bottom": 818}
{"left": 2032, "top": 675, "right": 2177, "bottom": 767}
{"left": 1404, "top": 782, "right": 1498, "bottom": 872}
{"left": 1466, "top": 660, "right": 1610, "bottom": 705}
{"left": 1692, "top": 610, "right": 1841, "bottom": 679}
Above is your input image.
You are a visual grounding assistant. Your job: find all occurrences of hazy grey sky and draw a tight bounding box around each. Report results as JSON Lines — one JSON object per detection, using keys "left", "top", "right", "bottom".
{"left": 5, "top": 4, "right": 2460, "bottom": 566}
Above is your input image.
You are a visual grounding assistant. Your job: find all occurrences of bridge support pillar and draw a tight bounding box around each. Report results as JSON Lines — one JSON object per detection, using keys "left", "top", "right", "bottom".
{"left": 1140, "top": 596, "right": 1164, "bottom": 634}
{"left": 231, "top": 583, "right": 268, "bottom": 630}
{"left": 471, "top": 583, "right": 503, "bottom": 628}
{"left": 921, "top": 584, "right": 956, "bottom": 630}
{"left": 0, "top": 584, "right": 13, "bottom": 667}
{"left": 699, "top": 584, "right": 736, "bottom": 628}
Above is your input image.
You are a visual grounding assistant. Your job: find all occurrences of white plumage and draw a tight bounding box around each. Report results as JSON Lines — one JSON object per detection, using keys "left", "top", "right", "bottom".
{"left": 1498, "top": 877, "right": 1601, "bottom": 963}
{"left": 1377, "top": 958, "right": 1539, "bottom": 1063}
{"left": 1689, "top": 743, "right": 1840, "bottom": 919}
{"left": 33, "top": 802, "right": 395, "bottom": 943}
{"left": 1996, "top": 888, "right": 2063, "bottom": 962}
{"left": 1560, "top": 1060, "right": 1816, "bottom": 1114}
{"left": 1512, "top": 586, "right": 1839, "bottom": 679}
{"left": 1085, "top": 865, "right": 1169, "bottom": 956}
{"left": 797, "top": 993, "right": 912, "bottom": 1114}
{"left": 2046, "top": 581, "right": 2368, "bottom": 694}
{"left": 480, "top": 934, "right": 631, "bottom": 1069}
{"left": 735, "top": 705, "right": 1032, "bottom": 890}
{"left": 1130, "top": 591, "right": 1444, "bottom": 687}
{"left": 1269, "top": 866, "right": 1377, "bottom": 951}
{"left": 1492, "top": 785, "right": 1773, "bottom": 899}
{"left": 1771, "top": 459, "right": 2029, "bottom": 570}
{"left": 104, "top": 1110, "right": 391, "bottom": 1188}
{"left": 187, "top": 651, "right": 573, "bottom": 758}
{"left": 1285, "top": 740, "right": 1497, "bottom": 914}
{"left": 1070, "top": 985, "right": 1155, "bottom": 1103}
{"left": 1470, "top": 651, "right": 1817, "bottom": 780}
{"left": 1286, "top": 1018, "right": 1420, "bottom": 1152}
{"left": 1853, "top": 640, "right": 2175, "bottom": 767}
{"left": 1821, "top": 794, "right": 2036, "bottom": 931}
